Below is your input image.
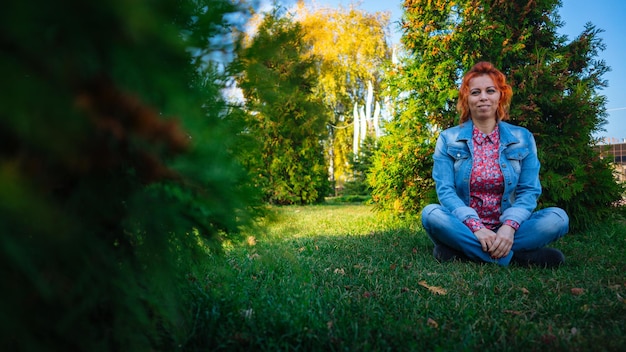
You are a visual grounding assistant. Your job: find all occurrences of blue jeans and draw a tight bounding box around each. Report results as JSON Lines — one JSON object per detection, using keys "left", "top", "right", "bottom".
{"left": 421, "top": 204, "right": 569, "bottom": 266}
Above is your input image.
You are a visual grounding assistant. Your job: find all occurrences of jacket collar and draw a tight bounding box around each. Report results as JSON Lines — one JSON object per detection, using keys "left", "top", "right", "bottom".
{"left": 457, "top": 120, "right": 519, "bottom": 146}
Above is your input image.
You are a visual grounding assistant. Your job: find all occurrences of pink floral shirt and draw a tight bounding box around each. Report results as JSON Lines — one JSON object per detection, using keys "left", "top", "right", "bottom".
{"left": 464, "top": 126, "right": 520, "bottom": 232}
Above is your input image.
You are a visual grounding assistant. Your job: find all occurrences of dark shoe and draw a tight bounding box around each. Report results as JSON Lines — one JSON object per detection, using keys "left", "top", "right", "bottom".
{"left": 512, "top": 248, "right": 565, "bottom": 268}
{"left": 433, "top": 244, "right": 469, "bottom": 263}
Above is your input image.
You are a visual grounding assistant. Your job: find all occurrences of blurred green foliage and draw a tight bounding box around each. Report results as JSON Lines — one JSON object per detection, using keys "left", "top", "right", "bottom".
{"left": 0, "top": 0, "right": 262, "bottom": 350}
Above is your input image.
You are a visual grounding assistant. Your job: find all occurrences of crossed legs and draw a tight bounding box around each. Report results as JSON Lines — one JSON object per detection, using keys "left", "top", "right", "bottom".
{"left": 421, "top": 204, "right": 569, "bottom": 266}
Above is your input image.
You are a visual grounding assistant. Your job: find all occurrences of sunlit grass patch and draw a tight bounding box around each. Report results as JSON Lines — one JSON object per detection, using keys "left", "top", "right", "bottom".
{"left": 183, "top": 204, "right": 626, "bottom": 351}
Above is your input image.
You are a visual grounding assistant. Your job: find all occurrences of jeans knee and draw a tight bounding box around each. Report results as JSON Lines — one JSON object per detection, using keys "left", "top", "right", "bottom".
{"left": 422, "top": 204, "right": 440, "bottom": 217}
{"left": 549, "top": 207, "right": 569, "bottom": 225}
{"left": 546, "top": 207, "right": 569, "bottom": 235}
{"left": 421, "top": 204, "right": 441, "bottom": 229}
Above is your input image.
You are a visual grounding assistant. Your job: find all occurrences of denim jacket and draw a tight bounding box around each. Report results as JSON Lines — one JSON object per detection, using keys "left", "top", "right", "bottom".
{"left": 432, "top": 120, "right": 541, "bottom": 226}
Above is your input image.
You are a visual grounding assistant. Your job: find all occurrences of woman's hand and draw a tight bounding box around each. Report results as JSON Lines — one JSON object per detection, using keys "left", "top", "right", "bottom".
{"left": 473, "top": 228, "right": 497, "bottom": 253}
{"left": 489, "top": 225, "right": 515, "bottom": 259}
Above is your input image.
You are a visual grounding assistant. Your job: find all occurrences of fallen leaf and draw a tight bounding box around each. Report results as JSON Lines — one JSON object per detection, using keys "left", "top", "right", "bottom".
{"left": 520, "top": 287, "right": 530, "bottom": 294}
{"left": 571, "top": 288, "right": 585, "bottom": 296}
{"left": 427, "top": 318, "right": 439, "bottom": 328}
{"left": 334, "top": 268, "right": 345, "bottom": 275}
{"left": 389, "top": 263, "right": 397, "bottom": 270}
{"left": 503, "top": 310, "right": 522, "bottom": 315}
{"left": 418, "top": 280, "right": 447, "bottom": 295}
{"left": 541, "top": 334, "right": 556, "bottom": 344}
{"left": 541, "top": 326, "right": 556, "bottom": 344}
{"left": 412, "top": 247, "right": 418, "bottom": 254}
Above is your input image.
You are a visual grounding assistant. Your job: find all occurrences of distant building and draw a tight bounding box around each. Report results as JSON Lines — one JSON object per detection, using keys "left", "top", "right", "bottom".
{"left": 595, "top": 141, "right": 626, "bottom": 182}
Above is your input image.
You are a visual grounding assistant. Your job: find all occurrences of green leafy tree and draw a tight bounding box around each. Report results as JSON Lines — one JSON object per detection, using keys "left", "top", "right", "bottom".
{"left": 0, "top": 0, "right": 261, "bottom": 350}
{"left": 235, "top": 8, "right": 329, "bottom": 205}
{"left": 369, "top": 0, "right": 623, "bottom": 230}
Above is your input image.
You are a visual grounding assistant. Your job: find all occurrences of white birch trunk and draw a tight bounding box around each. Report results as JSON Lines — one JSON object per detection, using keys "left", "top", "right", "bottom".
{"left": 359, "top": 105, "right": 367, "bottom": 145}
{"left": 373, "top": 101, "right": 381, "bottom": 138}
{"left": 365, "top": 81, "right": 373, "bottom": 133}
{"left": 353, "top": 102, "right": 359, "bottom": 156}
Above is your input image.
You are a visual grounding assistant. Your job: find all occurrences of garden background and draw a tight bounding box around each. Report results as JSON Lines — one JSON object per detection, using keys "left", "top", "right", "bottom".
{"left": 1, "top": 0, "right": 624, "bottom": 350}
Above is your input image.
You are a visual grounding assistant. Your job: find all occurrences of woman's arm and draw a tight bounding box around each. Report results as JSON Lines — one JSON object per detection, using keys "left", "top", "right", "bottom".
{"left": 431, "top": 134, "right": 480, "bottom": 223}
{"left": 501, "top": 129, "right": 542, "bottom": 224}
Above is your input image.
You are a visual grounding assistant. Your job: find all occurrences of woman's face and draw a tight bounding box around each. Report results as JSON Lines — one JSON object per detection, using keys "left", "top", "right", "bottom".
{"left": 468, "top": 75, "right": 500, "bottom": 122}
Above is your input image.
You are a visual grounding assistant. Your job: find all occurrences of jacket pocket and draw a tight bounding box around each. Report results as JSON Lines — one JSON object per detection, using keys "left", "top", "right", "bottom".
{"left": 447, "top": 147, "right": 470, "bottom": 172}
{"left": 503, "top": 148, "right": 528, "bottom": 174}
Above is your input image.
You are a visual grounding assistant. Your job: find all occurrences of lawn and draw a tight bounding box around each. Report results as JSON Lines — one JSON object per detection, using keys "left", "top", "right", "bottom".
{"left": 182, "top": 203, "right": 626, "bottom": 351}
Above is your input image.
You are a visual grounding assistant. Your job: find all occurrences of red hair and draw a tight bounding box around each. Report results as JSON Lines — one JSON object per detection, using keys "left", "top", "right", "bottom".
{"left": 457, "top": 62, "right": 513, "bottom": 123}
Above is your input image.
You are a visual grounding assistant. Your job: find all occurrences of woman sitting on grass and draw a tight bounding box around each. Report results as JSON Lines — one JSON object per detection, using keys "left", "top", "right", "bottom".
{"left": 421, "top": 61, "right": 569, "bottom": 267}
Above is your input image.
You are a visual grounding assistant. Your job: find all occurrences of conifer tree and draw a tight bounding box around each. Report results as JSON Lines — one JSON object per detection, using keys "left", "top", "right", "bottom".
{"left": 235, "top": 8, "right": 329, "bottom": 204}
{"left": 369, "top": 0, "right": 623, "bottom": 230}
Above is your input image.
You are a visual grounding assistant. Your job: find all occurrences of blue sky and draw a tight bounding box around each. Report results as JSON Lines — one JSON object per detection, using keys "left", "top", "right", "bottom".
{"left": 284, "top": 1, "right": 626, "bottom": 140}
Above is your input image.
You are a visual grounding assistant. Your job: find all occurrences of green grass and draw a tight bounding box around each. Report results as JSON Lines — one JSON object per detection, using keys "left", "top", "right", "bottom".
{"left": 181, "top": 204, "right": 626, "bottom": 351}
